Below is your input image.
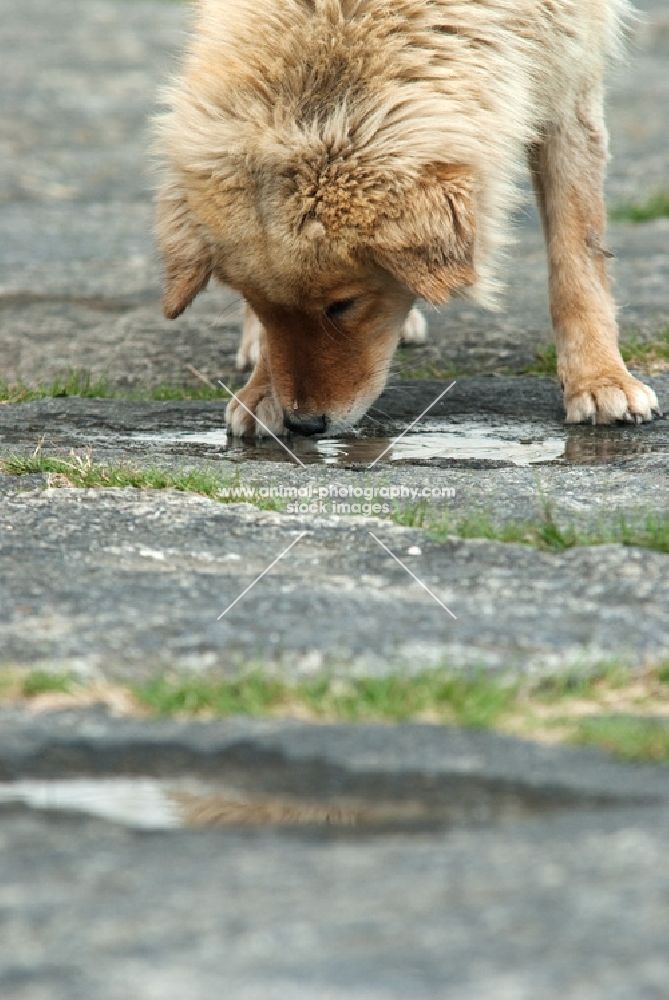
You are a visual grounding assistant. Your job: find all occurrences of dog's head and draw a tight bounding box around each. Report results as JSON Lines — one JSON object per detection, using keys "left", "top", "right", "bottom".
{"left": 157, "top": 160, "right": 476, "bottom": 433}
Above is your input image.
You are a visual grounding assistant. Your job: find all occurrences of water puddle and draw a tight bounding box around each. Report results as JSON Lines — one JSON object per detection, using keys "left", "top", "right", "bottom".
{"left": 0, "top": 773, "right": 627, "bottom": 833}
{"left": 0, "top": 778, "right": 183, "bottom": 830}
{"left": 128, "top": 420, "right": 567, "bottom": 466}
{"left": 0, "top": 777, "right": 442, "bottom": 831}
{"left": 314, "top": 425, "right": 566, "bottom": 465}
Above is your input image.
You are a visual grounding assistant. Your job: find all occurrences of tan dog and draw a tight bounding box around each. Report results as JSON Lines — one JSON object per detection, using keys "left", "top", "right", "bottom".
{"left": 155, "top": 0, "right": 659, "bottom": 437}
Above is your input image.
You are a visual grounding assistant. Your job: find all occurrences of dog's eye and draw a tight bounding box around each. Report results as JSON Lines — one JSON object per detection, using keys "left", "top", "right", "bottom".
{"left": 324, "top": 298, "right": 356, "bottom": 320}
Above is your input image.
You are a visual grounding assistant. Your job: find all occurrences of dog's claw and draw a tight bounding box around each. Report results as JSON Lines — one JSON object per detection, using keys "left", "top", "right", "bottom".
{"left": 226, "top": 388, "right": 285, "bottom": 438}
{"left": 565, "top": 374, "right": 659, "bottom": 425}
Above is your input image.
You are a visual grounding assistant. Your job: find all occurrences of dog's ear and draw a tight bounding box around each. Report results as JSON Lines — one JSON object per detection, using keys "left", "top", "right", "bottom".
{"left": 370, "top": 165, "right": 476, "bottom": 304}
{"left": 155, "top": 179, "right": 214, "bottom": 319}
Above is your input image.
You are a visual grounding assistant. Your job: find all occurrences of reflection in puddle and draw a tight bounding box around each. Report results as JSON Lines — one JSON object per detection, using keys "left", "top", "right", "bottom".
{"left": 562, "top": 431, "right": 656, "bottom": 465}
{"left": 0, "top": 778, "right": 182, "bottom": 829}
{"left": 129, "top": 420, "right": 567, "bottom": 466}
{"left": 0, "top": 775, "right": 624, "bottom": 831}
{"left": 0, "top": 775, "right": 560, "bottom": 833}
{"left": 314, "top": 427, "right": 566, "bottom": 465}
{"left": 0, "top": 777, "right": 433, "bottom": 831}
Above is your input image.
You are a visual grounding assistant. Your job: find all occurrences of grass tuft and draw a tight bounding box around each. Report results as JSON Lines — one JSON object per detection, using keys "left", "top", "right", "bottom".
{"left": 574, "top": 715, "right": 669, "bottom": 763}
{"left": 524, "top": 328, "right": 669, "bottom": 375}
{"left": 0, "top": 372, "right": 236, "bottom": 405}
{"left": 128, "top": 663, "right": 669, "bottom": 764}
{"left": 133, "top": 384, "right": 233, "bottom": 402}
{"left": 0, "top": 372, "right": 114, "bottom": 405}
{"left": 620, "top": 328, "right": 669, "bottom": 373}
{"left": 0, "top": 454, "right": 283, "bottom": 510}
{"left": 5, "top": 661, "right": 669, "bottom": 763}
{"left": 610, "top": 191, "right": 669, "bottom": 224}
{"left": 395, "top": 502, "right": 669, "bottom": 555}
{"left": 21, "top": 670, "right": 76, "bottom": 697}
{"left": 531, "top": 663, "right": 630, "bottom": 702}
{"left": 393, "top": 352, "right": 459, "bottom": 380}
{"left": 133, "top": 670, "right": 518, "bottom": 728}
{"left": 523, "top": 344, "right": 558, "bottom": 376}
{"left": 135, "top": 673, "right": 286, "bottom": 718}
{"left": 301, "top": 673, "right": 516, "bottom": 726}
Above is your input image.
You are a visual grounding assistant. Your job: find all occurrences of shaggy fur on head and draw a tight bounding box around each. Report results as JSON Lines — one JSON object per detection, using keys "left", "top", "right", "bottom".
{"left": 155, "top": 0, "right": 659, "bottom": 435}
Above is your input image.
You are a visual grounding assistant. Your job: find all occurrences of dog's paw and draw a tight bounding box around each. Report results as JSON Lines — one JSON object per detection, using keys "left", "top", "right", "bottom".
{"left": 235, "top": 336, "right": 260, "bottom": 371}
{"left": 564, "top": 370, "right": 660, "bottom": 424}
{"left": 399, "top": 307, "right": 427, "bottom": 345}
{"left": 226, "top": 386, "right": 285, "bottom": 438}
{"left": 235, "top": 307, "right": 263, "bottom": 370}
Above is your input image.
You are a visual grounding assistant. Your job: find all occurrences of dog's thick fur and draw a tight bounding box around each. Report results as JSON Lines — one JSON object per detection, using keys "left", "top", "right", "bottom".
{"left": 155, "top": 0, "right": 659, "bottom": 435}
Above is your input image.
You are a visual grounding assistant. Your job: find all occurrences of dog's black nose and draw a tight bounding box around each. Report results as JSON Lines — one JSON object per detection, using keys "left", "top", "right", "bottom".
{"left": 283, "top": 412, "right": 327, "bottom": 436}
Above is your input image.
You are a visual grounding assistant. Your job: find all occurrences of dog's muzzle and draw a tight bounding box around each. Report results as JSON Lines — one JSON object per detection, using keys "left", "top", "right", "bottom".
{"left": 283, "top": 412, "right": 327, "bottom": 436}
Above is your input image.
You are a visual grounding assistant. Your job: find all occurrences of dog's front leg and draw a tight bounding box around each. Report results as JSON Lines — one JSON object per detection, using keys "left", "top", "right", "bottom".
{"left": 235, "top": 301, "right": 263, "bottom": 370}
{"left": 529, "top": 87, "right": 659, "bottom": 423}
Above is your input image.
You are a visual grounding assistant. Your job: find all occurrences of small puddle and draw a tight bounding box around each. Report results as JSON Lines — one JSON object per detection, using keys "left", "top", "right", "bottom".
{"left": 0, "top": 777, "right": 447, "bottom": 831}
{"left": 0, "top": 778, "right": 182, "bottom": 830}
{"left": 0, "top": 774, "right": 630, "bottom": 833}
{"left": 314, "top": 425, "right": 566, "bottom": 465}
{"left": 128, "top": 420, "right": 567, "bottom": 466}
